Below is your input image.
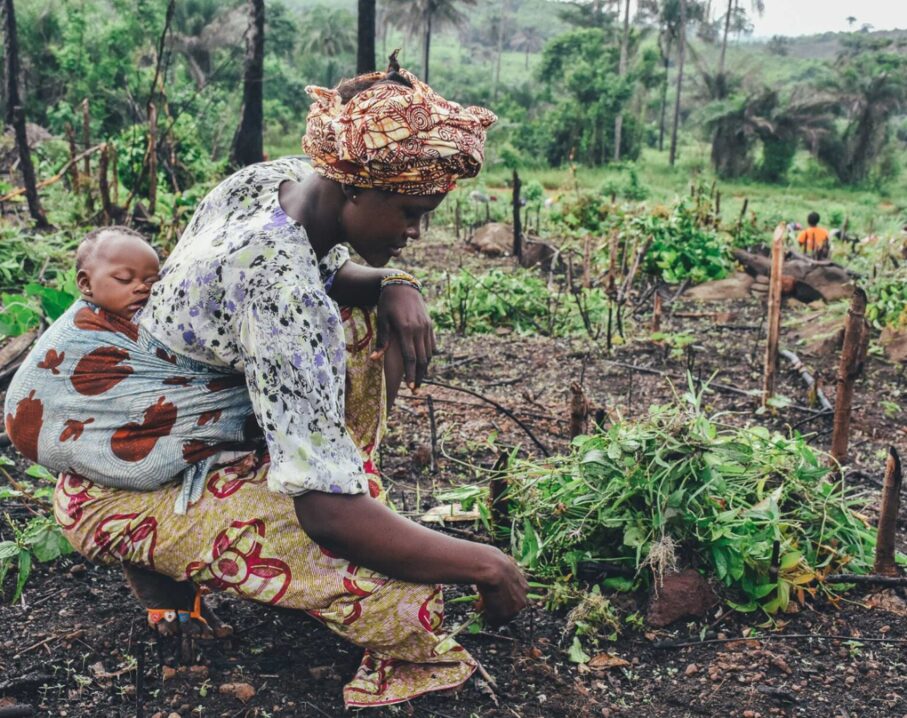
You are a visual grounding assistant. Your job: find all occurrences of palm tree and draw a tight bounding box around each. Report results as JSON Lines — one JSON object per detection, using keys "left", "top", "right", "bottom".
{"left": 703, "top": 87, "right": 835, "bottom": 180}
{"left": 511, "top": 26, "right": 545, "bottom": 69}
{"left": 384, "top": 0, "right": 476, "bottom": 83}
{"left": 846, "top": 15, "right": 857, "bottom": 30}
{"left": 169, "top": 0, "right": 245, "bottom": 89}
{"left": 298, "top": 6, "right": 357, "bottom": 87}
{"left": 817, "top": 47, "right": 907, "bottom": 184}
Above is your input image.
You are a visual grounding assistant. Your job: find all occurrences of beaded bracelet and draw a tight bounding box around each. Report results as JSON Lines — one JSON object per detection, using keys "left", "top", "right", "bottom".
{"left": 380, "top": 271, "right": 422, "bottom": 294}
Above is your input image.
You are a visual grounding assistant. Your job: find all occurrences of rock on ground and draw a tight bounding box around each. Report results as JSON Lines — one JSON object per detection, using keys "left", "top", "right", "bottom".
{"left": 646, "top": 569, "right": 718, "bottom": 627}
{"left": 469, "top": 222, "right": 513, "bottom": 256}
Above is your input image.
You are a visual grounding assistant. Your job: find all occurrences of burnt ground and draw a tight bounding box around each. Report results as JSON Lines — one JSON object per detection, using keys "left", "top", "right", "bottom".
{"left": 1, "top": 233, "right": 906, "bottom": 718}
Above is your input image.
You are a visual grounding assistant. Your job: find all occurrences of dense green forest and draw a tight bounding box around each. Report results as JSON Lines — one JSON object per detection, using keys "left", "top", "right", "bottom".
{"left": 5, "top": 0, "right": 907, "bottom": 198}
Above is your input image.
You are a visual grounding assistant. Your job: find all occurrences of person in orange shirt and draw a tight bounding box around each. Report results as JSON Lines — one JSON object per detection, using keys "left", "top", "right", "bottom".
{"left": 797, "top": 212, "right": 830, "bottom": 259}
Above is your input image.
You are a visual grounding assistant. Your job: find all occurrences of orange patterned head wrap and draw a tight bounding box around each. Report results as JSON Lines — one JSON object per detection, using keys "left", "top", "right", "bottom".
{"left": 302, "top": 61, "right": 497, "bottom": 196}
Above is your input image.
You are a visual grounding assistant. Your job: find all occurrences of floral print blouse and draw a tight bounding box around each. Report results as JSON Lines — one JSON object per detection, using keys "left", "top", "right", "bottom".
{"left": 140, "top": 158, "right": 368, "bottom": 497}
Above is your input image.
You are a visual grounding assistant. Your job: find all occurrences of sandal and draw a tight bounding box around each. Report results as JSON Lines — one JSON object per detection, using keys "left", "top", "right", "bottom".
{"left": 177, "top": 586, "right": 211, "bottom": 629}
{"left": 147, "top": 586, "right": 209, "bottom": 631}
{"left": 147, "top": 608, "right": 179, "bottom": 627}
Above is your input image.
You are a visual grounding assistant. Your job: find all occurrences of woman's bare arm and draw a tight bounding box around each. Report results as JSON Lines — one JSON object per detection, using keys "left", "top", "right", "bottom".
{"left": 294, "top": 492, "right": 528, "bottom": 626}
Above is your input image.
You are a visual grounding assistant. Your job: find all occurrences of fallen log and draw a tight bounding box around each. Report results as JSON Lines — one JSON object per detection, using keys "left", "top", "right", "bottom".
{"left": 0, "top": 144, "right": 104, "bottom": 203}
{"left": 732, "top": 247, "right": 856, "bottom": 302}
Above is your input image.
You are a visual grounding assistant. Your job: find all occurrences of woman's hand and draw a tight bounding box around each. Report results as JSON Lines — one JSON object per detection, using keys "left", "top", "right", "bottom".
{"left": 475, "top": 547, "right": 530, "bottom": 626}
{"left": 295, "top": 493, "right": 530, "bottom": 626}
{"left": 371, "top": 284, "right": 436, "bottom": 390}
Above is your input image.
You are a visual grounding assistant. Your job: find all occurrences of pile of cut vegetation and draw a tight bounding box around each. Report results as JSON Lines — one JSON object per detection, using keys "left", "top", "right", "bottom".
{"left": 487, "top": 387, "right": 877, "bottom": 617}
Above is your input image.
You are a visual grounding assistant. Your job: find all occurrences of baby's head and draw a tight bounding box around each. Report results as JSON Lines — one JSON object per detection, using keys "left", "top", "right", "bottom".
{"left": 76, "top": 227, "right": 160, "bottom": 319}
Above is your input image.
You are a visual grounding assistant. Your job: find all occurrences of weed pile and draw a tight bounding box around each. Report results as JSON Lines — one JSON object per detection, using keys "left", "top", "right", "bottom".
{"left": 501, "top": 391, "right": 876, "bottom": 615}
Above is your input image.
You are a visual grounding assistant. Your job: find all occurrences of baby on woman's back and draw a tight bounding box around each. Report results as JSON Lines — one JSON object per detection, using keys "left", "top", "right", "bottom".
{"left": 4, "top": 226, "right": 262, "bottom": 514}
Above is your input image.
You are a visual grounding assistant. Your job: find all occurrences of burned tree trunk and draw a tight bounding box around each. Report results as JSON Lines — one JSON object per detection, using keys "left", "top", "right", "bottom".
{"left": 830, "top": 287, "right": 870, "bottom": 464}
{"left": 874, "top": 447, "right": 903, "bottom": 577}
{"left": 357, "top": 0, "right": 376, "bottom": 74}
{"left": 230, "top": 0, "right": 265, "bottom": 169}
{"left": 569, "top": 382, "right": 589, "bottom": 438}
{"left": 2, "top": 0, "right": 48, "bottom": 228}
{"left": 762, "top": 224, "right": 785, "bottom": 407}
{"left": 511, "top": 169, "right": 522, "bottom": 260}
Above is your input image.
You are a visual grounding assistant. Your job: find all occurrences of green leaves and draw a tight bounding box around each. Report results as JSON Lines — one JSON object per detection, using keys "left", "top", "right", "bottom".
{"left": 503, "top": 394, "right": 876, "bottom": 617}
{"left": 0, "top": 274, "right": 79, "bottom": 339}
{"left": 431, "top": 268, "right": 612, "bottom": 338}
{"left": 637, "top": 198, "right": 732, "bottom": 285}
{"left": 0, "top": 515, "right": 74, "bottom": 604}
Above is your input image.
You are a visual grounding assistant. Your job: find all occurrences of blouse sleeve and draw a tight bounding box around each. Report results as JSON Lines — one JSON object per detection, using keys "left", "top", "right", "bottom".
{"left": 237, "top": 281, "right": 368, "bottom": 497}
{"left": 317, "top": 243, "right": 350, "bottom": 284}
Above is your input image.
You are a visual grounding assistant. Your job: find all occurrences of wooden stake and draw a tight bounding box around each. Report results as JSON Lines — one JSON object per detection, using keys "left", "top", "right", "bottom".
{"left": 454, "top": 198, "right": 461, "bottom": 241}
{"left": 873, "top": 447, "right": 903, "bottom": 577}
{"left": 98, "top": 143, "right": 111, "bottom": 224}
{"left": 511, "top": 169, "right": 522, "bottom": 260}
{"left": 762, "top": 223, "right": 785, "bottom": 408}
{"left": 569, "top": 381, "right": 589, "bottom": 438}
{"left": 607, "top": 232, "right": 619, "bottom": 295}
{"left": 582, "top": 236, "right": 591, "bottom": 289}
{"left": 65, "top": 123, "right": 79, "bottom": 194}
{"left": 147, "top": 102, "right": 158, "bottom": 216}
{"left": 81, "top": 98, "right": 93, "bottom": 213}
{"left": 110, "top": 142, "right": 119, "bottom": 205}
{"left": 830, "top": 287, "right": 869, "bottom": 464}
{"left": 488, "top": 451, "right": 510, "bottom": 545}
{"left": 652, "top": 292, "right": 662, "bottom": 333}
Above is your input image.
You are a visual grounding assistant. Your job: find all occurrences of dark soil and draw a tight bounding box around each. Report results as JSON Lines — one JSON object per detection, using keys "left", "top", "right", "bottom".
{"left": 1, "top": 234, "right": 906, "bottom": 718}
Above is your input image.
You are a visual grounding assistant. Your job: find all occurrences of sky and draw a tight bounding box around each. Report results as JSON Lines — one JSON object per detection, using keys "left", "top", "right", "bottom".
{"left": 745, "top": 1, "right": 907, "bottom": 39}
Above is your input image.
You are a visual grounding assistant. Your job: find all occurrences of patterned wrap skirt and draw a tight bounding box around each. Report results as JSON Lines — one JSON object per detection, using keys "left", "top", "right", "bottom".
{"left": 52, "top": 307, "right": 477, "bottom": 708}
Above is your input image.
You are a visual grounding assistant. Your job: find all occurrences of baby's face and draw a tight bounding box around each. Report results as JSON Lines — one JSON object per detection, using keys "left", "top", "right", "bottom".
{"left": 78, "top": 233, "right": 161, "bottom": 319}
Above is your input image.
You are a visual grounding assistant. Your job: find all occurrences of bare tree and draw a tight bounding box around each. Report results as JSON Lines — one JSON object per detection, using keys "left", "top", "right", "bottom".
{"left": 230, "top": 0, "right": 265, "bottom": 169}
{"left": 2, "top": 0, "right": 48, "bottom": 227}
{"left": 613, "top": 0, "right": 631, "bottom": 160}
{"left": 669, "top": 0, "right": 687, "bottom": 166}
{"left": 358, "top": 0, "right": 376, "bottom": 73}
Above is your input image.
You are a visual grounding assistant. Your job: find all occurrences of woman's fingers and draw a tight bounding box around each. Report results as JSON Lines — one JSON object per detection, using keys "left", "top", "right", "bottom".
{"left": 476, "top": 554, "right": 529, "bottom": 626}
{"left": 370, "top": 311, "right": 391, "bottom": 361}
{"left": 401, "top": 334, "right": 418, "bottom": 389}
{"left": 415, "top": 325, "right": 433, "bottom": 389}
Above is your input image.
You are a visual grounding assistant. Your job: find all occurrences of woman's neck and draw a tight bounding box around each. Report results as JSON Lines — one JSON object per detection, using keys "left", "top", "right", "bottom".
{"left": 279, "top": 174, "right": 344, "bottom": 259}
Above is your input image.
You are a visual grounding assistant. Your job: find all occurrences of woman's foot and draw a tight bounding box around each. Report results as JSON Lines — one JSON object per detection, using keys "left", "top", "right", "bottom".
{"left": 122, "top": 564, "right": 233, "bottom": 639}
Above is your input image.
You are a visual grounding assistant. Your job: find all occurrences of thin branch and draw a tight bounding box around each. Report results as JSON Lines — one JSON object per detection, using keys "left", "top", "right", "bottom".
{"left": 423, "top": 380, "right": 550, "bottom": 456}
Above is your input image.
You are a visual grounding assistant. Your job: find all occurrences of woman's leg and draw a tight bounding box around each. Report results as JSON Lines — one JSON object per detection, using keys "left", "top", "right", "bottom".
{"left": 54, "top": 460, "right": 475, "bottom": 708}
{"left": 121, "top": 564, "right": 232, "bottom": 638}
